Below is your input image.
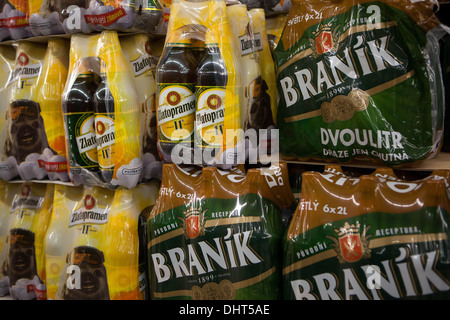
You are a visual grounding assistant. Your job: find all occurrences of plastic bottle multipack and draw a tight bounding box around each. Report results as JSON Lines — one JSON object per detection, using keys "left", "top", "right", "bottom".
{"left": 274, "top": 0, "right": 447, "bottom": 167}
{"left": 156, "top": 0, "right": 243, "bottom": 167}
{"left": 0, "top": 182, "right": 54, "bottom": 300}
{"left": 284, "top": 165, "right": 450, "bottom": 300}
{"left": 147, "top": 163, "right": 295, "bottom": 299}
{"left": 62, "top": 31, "right": 143, "bottom": 189}
{"left": 44, "top": 180, "right": 160, "bottom": 300}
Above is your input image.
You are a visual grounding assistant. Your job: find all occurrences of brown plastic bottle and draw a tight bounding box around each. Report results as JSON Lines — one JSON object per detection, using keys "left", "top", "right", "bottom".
{"left": 93, "top": 67, "right": 115, "bottom": 184}
{"left": 156, "top": 32, "right": 197, "bottom": 163}
{"left": 194, "top": 28, "right": 228, "bottom": 163}
{"left": 63, "top": 58, "right": 101, "bottom": 174}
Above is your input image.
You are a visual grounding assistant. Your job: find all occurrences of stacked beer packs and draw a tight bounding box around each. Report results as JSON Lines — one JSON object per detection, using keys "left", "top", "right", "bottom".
{"left": 0, "top": 0, "right": 164, "bottom": 41}
{"left": 156, "top": 0, "right": 278, "bottom": 167}
{"left": 275, "top": 0, "right": 447, "bottom": 167}
{"left": 147, "top": 163, "right": 295, "bottom": 299}
{"left": 0, "top": 38, "right": 70, "bottom": 182}
{"left": 283, "top": 165, "right": 450, "bottom": 300}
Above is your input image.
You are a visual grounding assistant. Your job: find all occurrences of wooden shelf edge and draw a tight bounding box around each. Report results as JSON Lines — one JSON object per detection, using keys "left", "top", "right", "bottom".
{"left": 273, "top": 151, "right": 450, "bottom": 172}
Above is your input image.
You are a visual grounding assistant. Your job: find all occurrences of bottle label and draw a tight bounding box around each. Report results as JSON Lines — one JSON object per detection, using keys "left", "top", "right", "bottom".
{"left": 7, "top": 62, "right": 42, "bottom": 86}
{"left": 195, "top": 86, "right": 225, "bottom": 148}
{"left": 69, "top": 194, "right": 110, "bottom": 227}
{"left": 141, "top": 0, "right": 163, "bottom": 10}
{"left": 10, "top": 195, "right": 44, "bottom": 212}
{"left": 238, "top": 32, "right": 263, "bottom": 56}
{"left": 148, "top": 194, "right": 281, "bottom": 299}
{"left": 65, "top": 112, "right": 99, "bottom": 168}
{"left": 157, "top": 83, "right": 195, "bottom": 142}
{"left": 95, "top": 114, "right": 115, "bottom": 170}
{"left": 131, "top": 53, "right": 154, "bottom": 77}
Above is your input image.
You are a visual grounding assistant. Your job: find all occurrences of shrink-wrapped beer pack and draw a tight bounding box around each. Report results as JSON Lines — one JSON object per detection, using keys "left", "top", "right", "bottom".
{"left": 0, "top": 181, "right": 21, "bottom": 297}
{"left": 27, "top": 0, "right": 164, "bottom": 37}
{"left": 0, "top": 45, "right": 16, "bottom": 180}
{"left": 227, "top": 4, "right": 274, "bottom": 157}
{"left": 121, "top": 34, "right": 162, "bottom": 182}
{"left": 274, "top": 0, "right": 447, "bottom": 167}
{"left": 283, "top": 165, "right": 450, "bottom": 299}
{"left": 248, "top": 8, "right": 277, "bottom": 127}
{"left": 62, "top": 31, "right": 143, "bottom": 189}
{"left": 2, "top": 41, "right": 47, "bottom": 180}
{"left": 35, "top": 38, "right": 70, "bottom": 182}
{"left": 147, "top": 163, "right": 295, "bottom": 299}
{"left": 44, "top": 181, "right": 159, "bottom": 300}
{"left": 0, "top": 0, "right": 164, "bottom": 40}
{"left": 156, "top": 0, "right": 243, "bottom": 167}
{"left": 0, "top": 39, "right": 70, "bottom": 182}
{"left": 1, "top": 0, "right": 34, "bottom": 40}
{"left": 157, "top": 0, "right": 278, "bottom": 167}
{"left": 0, "top": 182, "right": 54, "bottom": 300}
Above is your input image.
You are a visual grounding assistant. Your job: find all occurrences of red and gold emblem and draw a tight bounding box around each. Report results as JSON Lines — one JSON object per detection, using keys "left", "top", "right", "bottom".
{"left": 328, "top": 222, "right": 371, "bottom": 263}
{"left": 315, "top": 30, "right": 333, "bottom": 55}
{"left": 310, "top": 23, "right": 340, "bottom": 58}
{"left": 21, "top": 184, "right": 31, "bottom": 197}
{"left": 179, "top": 206, "right": 207, "bottom": 239}
{"left": 206, "top": 94, "right": 222, "bottom": 110}
{"left": 167, "top": 91, "right": 181, "bottom": 106}
{"left": 84, "top": 195, "right": 95, "bottom": 210}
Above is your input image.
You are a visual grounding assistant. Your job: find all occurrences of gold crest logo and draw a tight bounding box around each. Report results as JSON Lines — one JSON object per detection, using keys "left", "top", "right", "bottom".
{"left": 191, "top": 279, "right": 235, "bottom": 300}
{"left": 327, "top": 222, "right": 371, "bottom": 263}
{"left": 309, "top": 23, "right": 340, "bottom": 57}
{"left": 178, "top": 206, "right": 207, "bottom": 239}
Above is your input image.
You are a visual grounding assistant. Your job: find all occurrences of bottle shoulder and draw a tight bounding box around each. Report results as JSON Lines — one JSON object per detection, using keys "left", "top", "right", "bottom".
{"left": 196, "top": 53, "right": 227, "bottom": 85}
{"left": 157, "top": 48, "right": 198, "bottom": 73}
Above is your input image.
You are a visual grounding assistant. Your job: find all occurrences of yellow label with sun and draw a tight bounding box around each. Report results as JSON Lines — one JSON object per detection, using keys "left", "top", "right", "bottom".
{"left": 195, "top": 86, "right": 225, "bottom": 148}
{"left": 95, "top": 114, "right": 115, "bottom": 170}
{"left": 157, "top": 83, "right": 196, "bottom": 142}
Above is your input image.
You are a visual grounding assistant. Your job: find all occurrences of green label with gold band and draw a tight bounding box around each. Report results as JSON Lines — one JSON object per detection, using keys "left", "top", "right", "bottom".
{"left": 65, "top": 112, "right": 98, "bottom": 169}
{"left": 274, "top": 1, "right": 443, "bottom": 165}
{"left": 147, "top": 194, "right": 283, "bottom": 300}
{"left": 283, "top": 209, "right": 450, "bottom": 300}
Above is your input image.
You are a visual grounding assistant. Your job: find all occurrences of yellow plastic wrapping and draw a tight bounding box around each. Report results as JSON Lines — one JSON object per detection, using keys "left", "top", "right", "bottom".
{"left": 5, "top": 41, "right": 48, "bottom": 180}
{"left": 62, "top": 31, "right": 143, "bottom": 189}
{"left": 44, "top": 184, "right": 83, "bottom": 301}
{"left": 249, "top": 8, "right": 277, "bottom": 126}
{"left": 227, "top": 4, "right": 261, "bottom": 132}
{"left": 0, "top": 40, "right": 71, "bottom": 183}
{"left": 265, "top": 13, "right": 287, "bottom": 55}
{"left": 227, "top": 5, "right": 277, "bottom": 159}
{"left": 35, "top": 38, "right": 70, "bottom": 182}
{"left": 0, "top": 46, "right": 17, "bottom": 180}
{"left": 156, "top": 0, "right": 243, "bottom": 167}
{"left": 0, "top": 181, "right": 21, "bottom": 297}
{"left": 121, "top": 34, "right": 162, "bottom": 181}
{"left": 0, "top": 182, "right": 54, "bottom": 300}
{"left": 44, "top": 181, "right": 160, "bottom": 300}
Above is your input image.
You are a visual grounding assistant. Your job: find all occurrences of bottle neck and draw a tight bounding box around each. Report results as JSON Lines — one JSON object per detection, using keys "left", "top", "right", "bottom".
{"left": 204, "top": 43, "right": 220, "bottom": 54}
{"left": 76, "top": 72, "right": 95, "bottom": 81}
